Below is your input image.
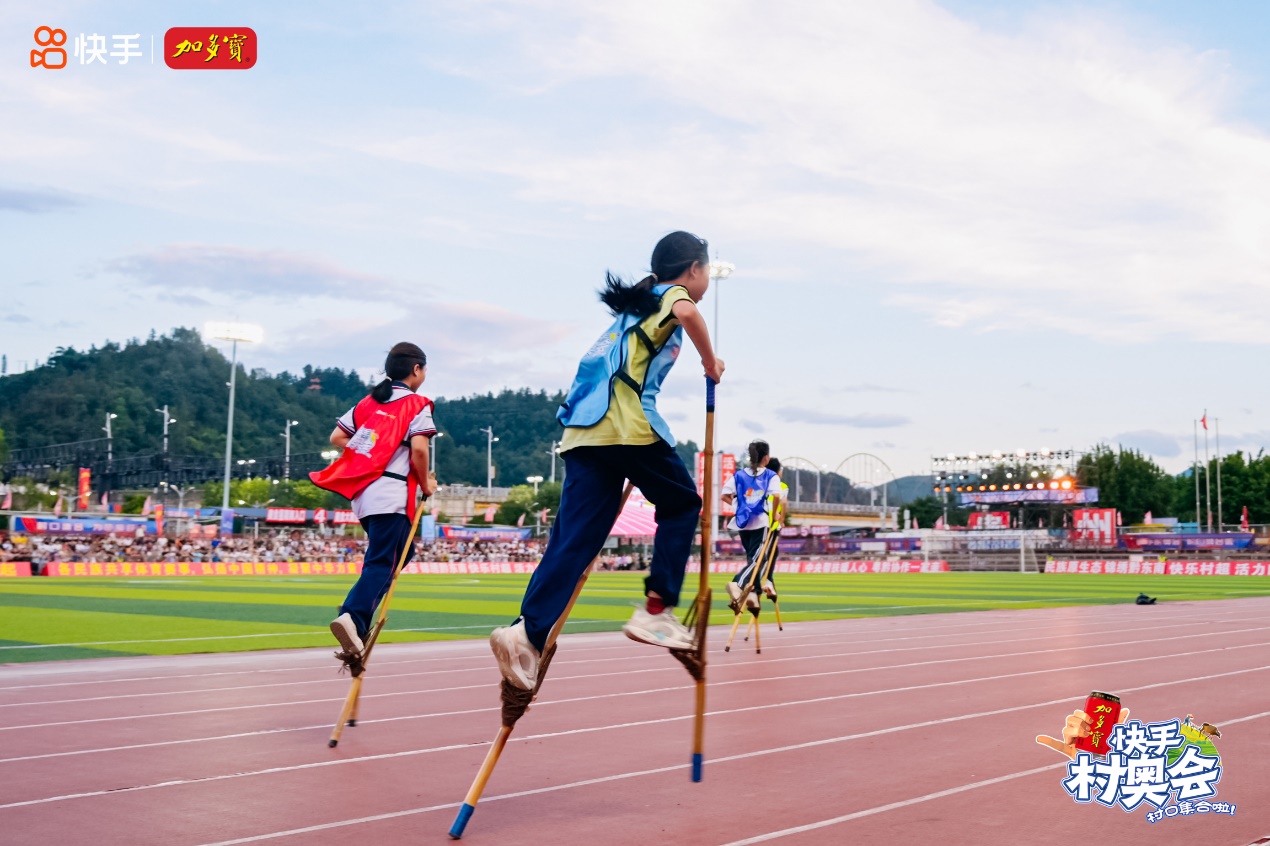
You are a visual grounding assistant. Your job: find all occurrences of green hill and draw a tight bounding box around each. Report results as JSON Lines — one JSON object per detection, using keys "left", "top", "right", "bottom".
{"left": 0, "top": 328, "right": 568, "bottom": 489}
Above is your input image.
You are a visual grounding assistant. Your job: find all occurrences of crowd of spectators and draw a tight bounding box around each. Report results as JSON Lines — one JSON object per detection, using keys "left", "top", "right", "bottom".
{"left": 0, "top": 531, "right": 552, "bottom": 569}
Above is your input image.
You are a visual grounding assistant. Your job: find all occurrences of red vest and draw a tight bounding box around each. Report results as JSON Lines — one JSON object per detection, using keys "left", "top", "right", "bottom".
{"left": 310, "top": 392, "right": 431, "bottom": 519}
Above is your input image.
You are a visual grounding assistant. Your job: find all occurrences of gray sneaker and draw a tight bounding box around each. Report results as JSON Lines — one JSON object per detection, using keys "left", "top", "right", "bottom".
{"left": 490, "top": 620, "right": 540, "bottom": 690}
{"left": 330, "top": 612, "right": 364, "bottom": 655}
{"left": 623, "top": 608, "right": 695, "bottom": 650}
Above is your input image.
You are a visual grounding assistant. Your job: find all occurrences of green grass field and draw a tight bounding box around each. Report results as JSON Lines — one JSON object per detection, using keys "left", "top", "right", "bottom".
{"left": 5, "top": 572, "right": 1270, "bottom": 663}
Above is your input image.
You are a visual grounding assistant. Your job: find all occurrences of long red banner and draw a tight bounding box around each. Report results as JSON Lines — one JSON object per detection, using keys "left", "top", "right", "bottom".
{"left": 1046, "top": 559, "right": 1270, "bottom": 576}
{"left": 37, "top": 559, "right": 949, "bottom": 577}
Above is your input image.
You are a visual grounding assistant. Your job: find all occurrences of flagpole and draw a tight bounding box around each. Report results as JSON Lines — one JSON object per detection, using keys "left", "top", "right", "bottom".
{"left": 1193, "top": 420, "right": 1201, "bottom": 532}
{"left": 1203, "top": 412, "right": 1212, "bottom": 533}
{"left": 1215, "top": 418, "right": 1222, "bottom": 533}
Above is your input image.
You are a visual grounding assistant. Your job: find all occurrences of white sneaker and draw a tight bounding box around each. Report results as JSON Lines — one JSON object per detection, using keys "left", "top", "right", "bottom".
{"left": 329, "top": 613, "right": 364, "bottom": 655}
{"left": 490, "top": 620, "right": 540, "bottom": 690}
{"left": 623, "top": 607, "right": 696, "bottom": 650}
{"left": 726, "top": 582, "right": 743, "bottom": 613}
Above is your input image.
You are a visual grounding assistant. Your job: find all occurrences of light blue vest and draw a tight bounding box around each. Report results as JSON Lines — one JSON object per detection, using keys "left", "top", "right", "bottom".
{"left": 733, "top": 467, "right": 776, "bottom": 527}
{"left": 557, "top": 283, "right": 684, "bottom": 445}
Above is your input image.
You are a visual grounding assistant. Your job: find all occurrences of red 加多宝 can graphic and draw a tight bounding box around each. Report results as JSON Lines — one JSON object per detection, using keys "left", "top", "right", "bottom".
{"left": 1073, "top": 691, "right": 1121, "bottom": 755}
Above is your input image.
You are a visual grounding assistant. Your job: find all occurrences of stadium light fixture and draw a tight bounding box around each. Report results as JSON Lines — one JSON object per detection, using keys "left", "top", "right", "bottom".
{"left": 206, "top": 321, "right": 264, "bottom": 513}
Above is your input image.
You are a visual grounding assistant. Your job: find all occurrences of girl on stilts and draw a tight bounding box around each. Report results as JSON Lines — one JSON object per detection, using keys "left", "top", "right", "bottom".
{"left": 722, "top": 441, "right": 783, "bottom": 613}
{"left": 311, "top": 342, "right": 437, "bottom": 661}
{"left": 490, "top": 231, "right": 725, "bottom": 690}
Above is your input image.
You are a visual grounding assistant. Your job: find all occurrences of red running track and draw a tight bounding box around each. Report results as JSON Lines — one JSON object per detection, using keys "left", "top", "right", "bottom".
{"left": 1, "top": 599, "right": 1268, "bottom": 846}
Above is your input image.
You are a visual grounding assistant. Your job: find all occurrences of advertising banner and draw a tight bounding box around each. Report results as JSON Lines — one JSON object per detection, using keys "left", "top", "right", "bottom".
{"left": 959, "top": 488, "right": 1098, "bottom": 506}
{"left": 1047, "top": 559, "right": 1270, "bottom": 576}
{"left": 1121, "top": 533, "right": 1255, "bottom": 551}
{"left": 968, "top": 511, "right": 1011, "bottom": 530}
{"left": 265, "top": 507, "right": 307, "bottom": 524}
{"left": 0, "top": 562, "right": 32, "bottom": 577}
{"left": 688, "top": 559, "right": 949, "bottom": 574}
{"left": 77, "top": 468, "right": 92, "bottom": 511}
{"left": 10, "top": 516, "right": 151, "bottom": 535}
{"left": 438, "top": 525, "right": 533, "bottom": 541}
{"left": 1072, "top": 508, "right": 1117, "bottom": 544}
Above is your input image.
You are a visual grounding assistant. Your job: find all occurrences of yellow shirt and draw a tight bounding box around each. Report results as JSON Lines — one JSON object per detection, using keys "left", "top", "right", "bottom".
{"left": 561, "top": 286, "right": 694, "bottom": 451}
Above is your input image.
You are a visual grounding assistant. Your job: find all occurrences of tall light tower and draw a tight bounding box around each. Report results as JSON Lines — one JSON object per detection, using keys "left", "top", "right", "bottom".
{"left": 480, "top": 426, "right": 499, "bottom": 495}
{"left": 154, "top": 405, "right": 177, "bottom": 506}
{"left": 281, "top": 419, "right": 299, "bottom": 480}
{"left": 206, "top": 321, "right": 264, "bottom": 512}
{"left": 708, "top": 259, "right": 735, "bottom": 355}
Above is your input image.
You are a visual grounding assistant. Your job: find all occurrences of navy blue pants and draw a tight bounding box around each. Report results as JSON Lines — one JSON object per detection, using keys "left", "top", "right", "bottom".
{"left": 732, "top": 528, "right": 770, "bottom": 589}
{"left": 340, "top": 513, "right": 416, "bottom": 639}
{"left": 519, "top": 441, "right": 702, "bottom": 653}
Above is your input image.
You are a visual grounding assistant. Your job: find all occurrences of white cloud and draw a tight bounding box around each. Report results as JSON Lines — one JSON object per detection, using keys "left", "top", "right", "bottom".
{"left": 359, "top": 0, "right": 1270, "bottom": 343}
{"left": 776, "top": 407, "right": 910, "bottom": 428}
{"left": 106, "top": 244, "right": 405, "bottom": 298}
{"left": 1108, "top": 429, "right": 1183, "bottom": 458}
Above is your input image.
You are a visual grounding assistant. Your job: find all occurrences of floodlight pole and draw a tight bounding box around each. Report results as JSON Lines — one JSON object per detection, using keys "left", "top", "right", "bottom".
{"left": 222, "top": 340, "right": 239, "bottom": 512}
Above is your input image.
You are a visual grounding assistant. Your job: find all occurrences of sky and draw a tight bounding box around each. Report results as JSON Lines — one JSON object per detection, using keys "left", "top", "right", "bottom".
{"left": 4, "top": 0, "right": 1270, "bottom": 482}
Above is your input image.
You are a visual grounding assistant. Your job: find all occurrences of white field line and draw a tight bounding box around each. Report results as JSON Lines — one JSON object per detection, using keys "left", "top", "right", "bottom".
{"left": 3, "top": 612, "right": 1265, "bottom": 710}
{"left": 2, "top": 643, "right": 1267, "bottom": 807}
{"left": 4, "top": 623, "right": 1269, "bottom": 734}
{"left": 184, "top": 693, "right": 1270, "bottom": 846}
{"left": 0, "top": 602, "right": 1250, "bottom": 695}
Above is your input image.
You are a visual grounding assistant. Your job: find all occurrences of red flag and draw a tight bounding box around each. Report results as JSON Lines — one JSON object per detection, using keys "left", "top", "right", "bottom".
{"left": 142, "top": 495, "right": 153, "bottom": 516}
{"left": 53, "top": 495, "right": 64, "bottom": 517}
{"left": 934, "top": 516, "right": 946, "bottom": 530}
{"left": 540, "top": 508, "right": 549, "bottom": 523}
{"left": 77, "top": 468, "right": 92, "bottom": 511}
{"left": 100, "top": 492, "right": 109, "bottom": 511}
{"left": 1241, "top": 506, "right": 1250, "bottom": 531}
{"left": 2, "top": 490, "right": 11, "bottom": 510}
{"left": 516, "top": 513, "right": 525, "bottom": 527}
{"left": 484, "top": 505, "right": 496, "bottom": 522}
{"left": 1201, "top": 412, "right": 1208, "bottom": 431}
{"left": 1143, "top": 510, "right": 1152, "bottom": 524}
{"left": 1116, "top": 511, "right": 1123, "bottom": 526}
{"left": 154, "top": 504, "right": 165, "bottom": 536}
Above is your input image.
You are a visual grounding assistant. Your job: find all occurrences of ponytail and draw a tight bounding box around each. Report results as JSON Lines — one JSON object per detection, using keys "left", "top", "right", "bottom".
{"left": 747, "top": 439, "right": 770, "bottom": 471}
{"left": 599, "top": 271, "right": 659, "bottom": 317}
{"left": 597, "top": 230, "right": 709, "bottom": 317}
{"left": 372, "top": 341, "right": 427, "bottom": 402}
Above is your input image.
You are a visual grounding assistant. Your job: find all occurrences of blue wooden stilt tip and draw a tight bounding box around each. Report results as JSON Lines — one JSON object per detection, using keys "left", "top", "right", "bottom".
{"left": 691, "top": 753, "right": 703, "bottom": 782}
{"left": 449, "top": 803, "right": 475, "bottom": 839}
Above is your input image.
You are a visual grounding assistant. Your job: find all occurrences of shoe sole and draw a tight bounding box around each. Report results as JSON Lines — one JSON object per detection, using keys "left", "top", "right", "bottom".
{"left": 329, "top": 621, "right": 363, "bottom": 656}
{"left": 489, "top": 631, "right": 535, "bottom": 690}
{"left": 622, "top": 625, "right": 695, "bottom": 651}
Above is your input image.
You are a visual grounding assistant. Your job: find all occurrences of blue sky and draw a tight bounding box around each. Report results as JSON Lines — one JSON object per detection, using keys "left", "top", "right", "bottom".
{"left": 4, "top": 1, "right": 1270, "bottom": 481}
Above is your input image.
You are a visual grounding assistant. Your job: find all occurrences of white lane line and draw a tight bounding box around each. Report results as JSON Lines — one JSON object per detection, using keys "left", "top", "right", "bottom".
{"left": 4, "top": 648, "right": 1267, "bottom": 808}
{"left": 7, "top": 612, "right": 1262, "bottom": 709}
{"left": 6, "top": 622, "right": 1269, "bottom": 733}
{"left": 0, "top": 601, "right": 1246, "bottom": 690}
{"left": 0, "top": 602, "right": 1249, "bottom": 701}
{"left": 719, "top": 763, "right": 1067, "bottom": 845}
{"left": 720, "top": 706, "right": 1270, "bottom": 845}
{"left": 13, "top": 615, "right": 1261, "bottom": 762}
{"left": 187, "top": 696, "right": 1270, "bottom": 846}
